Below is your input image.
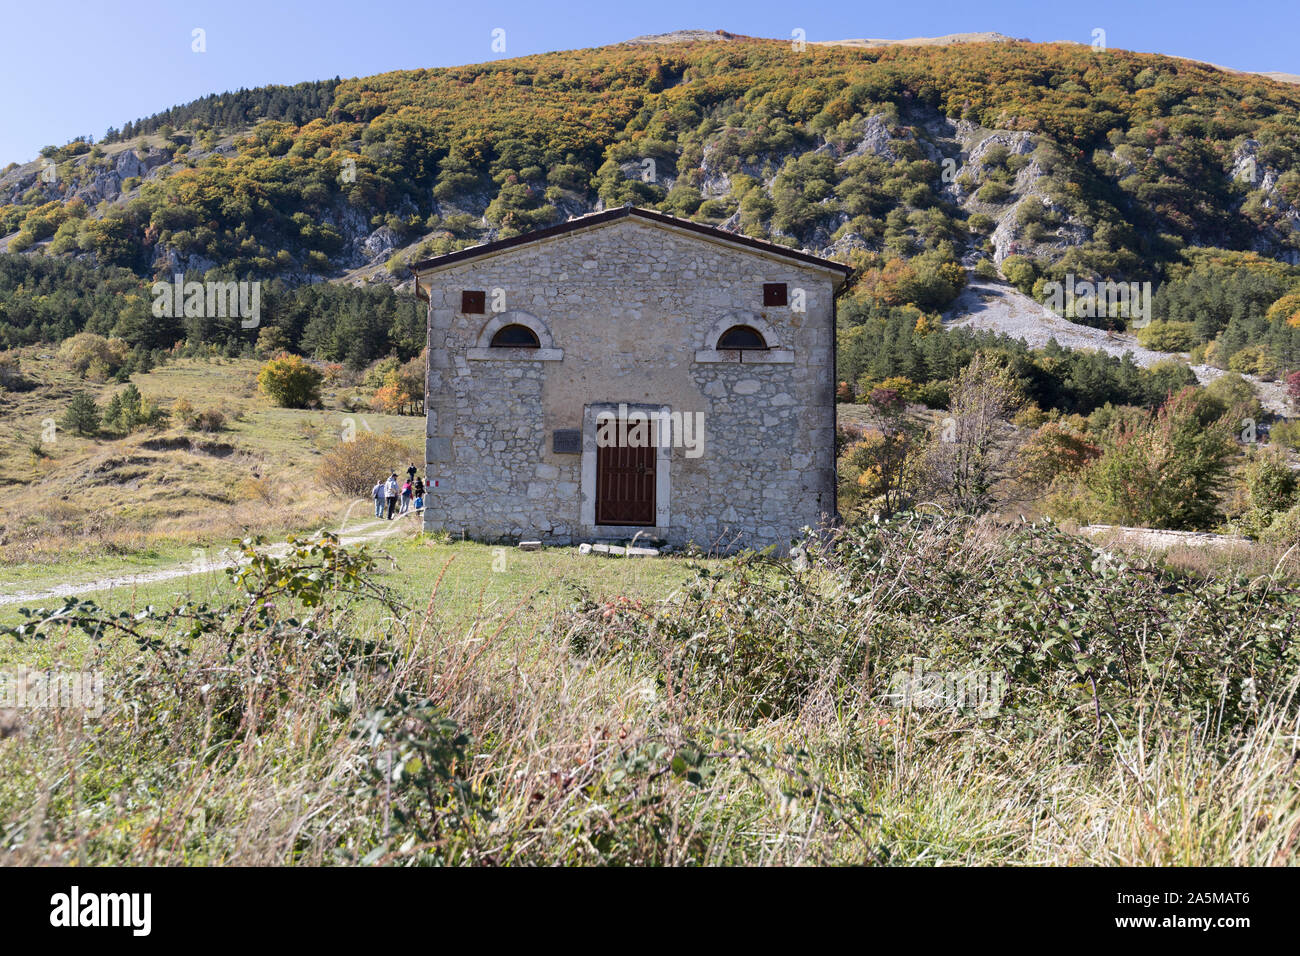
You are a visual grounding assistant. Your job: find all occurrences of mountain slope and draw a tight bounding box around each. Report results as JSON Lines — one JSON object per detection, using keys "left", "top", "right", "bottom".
{"left": 2, "top": 34, "right": 1300, "bottom": 368}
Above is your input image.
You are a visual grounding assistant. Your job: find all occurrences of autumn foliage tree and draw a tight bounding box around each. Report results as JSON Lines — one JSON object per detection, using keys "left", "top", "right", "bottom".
{"left": 1287, "top": 370, "right": 1300, "bottom": 411}
{"left": 839, "top": 385, "right": 926, "bottom": 520}
{"left": 370, "top": 353, "right": 424, "bottom": 415}
{"left": 1018, "top": 420, "right": 1102, "bottom": 491}
{"left": 924, "top": 353, "right": 1024, "bottom": 513}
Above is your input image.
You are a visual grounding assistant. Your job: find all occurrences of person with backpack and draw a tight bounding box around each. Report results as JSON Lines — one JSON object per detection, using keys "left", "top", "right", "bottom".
{"left": 372, "top": 478, "right": 385, "bottom": 517}
{"left": 385, "top": 473, "right": 400, "bottom": 519}
{"left": 400, "top": 478, "right": 414, "bottom": 515}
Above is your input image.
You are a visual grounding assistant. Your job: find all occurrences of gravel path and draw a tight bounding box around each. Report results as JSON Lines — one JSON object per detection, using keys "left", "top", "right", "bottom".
{"left": 0, "top": 507, "right": 416, "bottom": 608}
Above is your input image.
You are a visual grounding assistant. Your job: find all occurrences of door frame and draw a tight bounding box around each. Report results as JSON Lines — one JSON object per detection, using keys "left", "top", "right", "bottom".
{"left": 580, "top": 402, "right": 671, "bottom": 538}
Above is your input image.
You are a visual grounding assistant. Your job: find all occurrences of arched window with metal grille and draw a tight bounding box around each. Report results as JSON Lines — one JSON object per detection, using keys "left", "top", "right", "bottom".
{"left": 489, "top": 323, "right": 541, "bottom": 348}
{"left": 716, "top": 324, "right": 768, "bottom": 350}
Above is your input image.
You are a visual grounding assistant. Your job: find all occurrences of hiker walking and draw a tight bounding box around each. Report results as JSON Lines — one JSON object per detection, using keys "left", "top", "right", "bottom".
{"left": 385, "top": 473, "right": 400, "bottom": 520}
{"left": 400, "top": 478, "right": 414, "bottom": 515}
{"left": 371, "top": 478, "right": 385, "bottom": 518}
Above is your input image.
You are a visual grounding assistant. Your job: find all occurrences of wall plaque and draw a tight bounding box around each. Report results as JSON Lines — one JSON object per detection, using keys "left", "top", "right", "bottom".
{"left": 553, "top": 428, "right": 581, "bottom": 454}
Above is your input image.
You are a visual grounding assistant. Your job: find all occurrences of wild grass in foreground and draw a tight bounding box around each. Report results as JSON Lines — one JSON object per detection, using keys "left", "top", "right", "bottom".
{"left": 1, "top": 516, "right": 1298, "bottom": 865}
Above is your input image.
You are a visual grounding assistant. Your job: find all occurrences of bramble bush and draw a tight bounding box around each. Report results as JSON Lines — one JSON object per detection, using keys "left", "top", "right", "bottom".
{"left": 569, "top": 514, "right": 1300, "bottom": 758}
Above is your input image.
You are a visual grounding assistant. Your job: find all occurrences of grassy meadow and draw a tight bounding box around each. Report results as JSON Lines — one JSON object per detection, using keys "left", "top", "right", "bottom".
{"left": 2, "top": 353, "right": 1298, "bottom": 867}
{"left": 2, "top": 512, "right": 1298, "bottom": 866}
{"left": 0, "top": 350, "right": 422, "bottom": 587}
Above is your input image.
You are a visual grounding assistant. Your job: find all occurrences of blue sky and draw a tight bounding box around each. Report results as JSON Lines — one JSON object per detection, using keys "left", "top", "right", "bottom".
{"left": 2, "top": 0, "right": 1296, "bottom": 166}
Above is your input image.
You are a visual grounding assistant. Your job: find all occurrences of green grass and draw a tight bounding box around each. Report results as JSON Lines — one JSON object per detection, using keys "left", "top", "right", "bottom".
{"left": 0, "top": 531, "right": 705, "bottom": 649}
{"left": 0, "top": 539, "right": 196, "bottom": 588}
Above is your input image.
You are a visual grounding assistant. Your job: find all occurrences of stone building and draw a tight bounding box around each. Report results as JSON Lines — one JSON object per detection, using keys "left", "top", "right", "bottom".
{"left": 410, "top": 206, "right": 850, "bottom": 550}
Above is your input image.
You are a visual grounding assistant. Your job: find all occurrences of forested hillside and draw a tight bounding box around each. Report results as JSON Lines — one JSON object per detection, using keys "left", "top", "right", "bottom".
{"left": 2, "top": 33, "right": 1300, "bottom": 374}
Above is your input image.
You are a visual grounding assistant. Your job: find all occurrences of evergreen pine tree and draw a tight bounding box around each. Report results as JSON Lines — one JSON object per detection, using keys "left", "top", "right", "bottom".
{"left": 61, "top": 392, "right": 101, "bottom": 436}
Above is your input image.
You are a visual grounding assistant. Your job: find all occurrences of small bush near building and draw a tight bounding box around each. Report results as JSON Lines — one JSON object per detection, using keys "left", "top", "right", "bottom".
{"left": 317, "top": 431, "right": 418, "bottom": 498}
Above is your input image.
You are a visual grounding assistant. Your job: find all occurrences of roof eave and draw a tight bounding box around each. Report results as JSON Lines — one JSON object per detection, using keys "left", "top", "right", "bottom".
{"left": 408, "top": 207, "right": 852, "bottom": 283}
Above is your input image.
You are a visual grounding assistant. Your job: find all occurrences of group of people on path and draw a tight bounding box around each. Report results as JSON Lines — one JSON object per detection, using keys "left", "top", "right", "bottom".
{"left": 373, "top": 464, "right": 425, "bottom": 520}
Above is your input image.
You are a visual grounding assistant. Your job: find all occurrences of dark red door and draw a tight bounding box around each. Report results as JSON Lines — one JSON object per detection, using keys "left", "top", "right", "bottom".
{"left": 596, "top": 441, "right": 655, "bottom": 525}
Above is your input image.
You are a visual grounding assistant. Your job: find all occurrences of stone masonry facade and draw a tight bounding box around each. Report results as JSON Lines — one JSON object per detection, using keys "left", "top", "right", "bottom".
{"left": 414, "top": 208, "right": 847, "bottom": 550}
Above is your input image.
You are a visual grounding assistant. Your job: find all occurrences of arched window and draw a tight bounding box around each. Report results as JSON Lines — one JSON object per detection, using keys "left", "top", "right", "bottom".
{"left": 490, "top": 324, "right": 541, "bottom": 348}
{"left": 717, "top": 325, "right": 768, "bottom": 350}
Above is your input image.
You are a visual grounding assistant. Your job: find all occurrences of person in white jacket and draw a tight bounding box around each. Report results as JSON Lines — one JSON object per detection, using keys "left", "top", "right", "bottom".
{"left": 384, "top": 473, "right": 400, "bottom": 520}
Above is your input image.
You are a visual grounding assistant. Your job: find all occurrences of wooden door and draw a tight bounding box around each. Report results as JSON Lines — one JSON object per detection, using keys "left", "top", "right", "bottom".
{"left": 596, "top": 440, "right": 656, "bottom": 526}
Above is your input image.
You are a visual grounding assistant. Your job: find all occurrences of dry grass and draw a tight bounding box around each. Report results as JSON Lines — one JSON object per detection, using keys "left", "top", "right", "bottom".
{"left": 2, "top": 519, "right": 1297, "bottom": 866}
{"left": 0, "top": 350, "right": 422, "bottom": 572}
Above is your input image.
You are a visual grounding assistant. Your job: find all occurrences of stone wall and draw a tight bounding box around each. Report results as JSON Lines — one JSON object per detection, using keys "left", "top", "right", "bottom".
{"left": 420, "top": 215, "right": 839, "bottom": 549}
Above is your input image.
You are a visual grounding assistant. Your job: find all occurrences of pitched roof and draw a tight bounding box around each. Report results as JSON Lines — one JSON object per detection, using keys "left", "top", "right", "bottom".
{"left": 408, "top": 206, "right": 853, "bottom": 282}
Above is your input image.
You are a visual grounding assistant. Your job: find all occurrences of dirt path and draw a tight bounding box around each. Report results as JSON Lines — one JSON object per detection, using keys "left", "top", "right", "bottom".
{"left": 0, "top": 506, "right": 418, "bottom": 609}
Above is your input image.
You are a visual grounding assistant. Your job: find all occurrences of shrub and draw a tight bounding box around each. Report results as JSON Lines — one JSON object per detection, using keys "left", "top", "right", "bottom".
{"left": 1018, "top": 420, "right": 1100, "bottom": 488}
{"left": 236, "top": 476, "right": 276, "bottom": 503}
{"left": 1242, "top": 449, "right": 1297, "bottom": 514}
{"left": 1202, "top": 372, "right": 1264, "bottom": 422}
{"left": 1202, "top": 338, "right": 1228, "bottom": 369}
{"left": 569, "top": 514, "right": 1300, "bottom": 758}
{"left": 58, "top": 333, "right": 129, "bottom": 377}
{"left": 1136, "top": 320, "right": 1198, "bottom": 353}
{"left": 976, "top": 181, "right": 1012, "bottom": 204}
{"left": 1000, "top": 255, "right": 1038, "bottom": 293}
{"left": 1078, "top": 387, "right": 1237, "bottom": 530}
{"left": 914, "top": 379, "right": 951, "bottom": 409}
{"left": 1227, "top": 344, "right": 1280, "bottom": 379}
{"left": 1269, "top": 418, "right": 1300, "bottom": 451}
{"left": 855, "top": 375, "right": 919, "bottom": 404}
{"left": 191, "top": 408, "right": 226, "bottom": 432}
{"left": 172, "top": 397, "right": 196, "bottom": 426}
{"left": 317, "top": 431, "right": 418, "bottom": 498}
{"left": 258, "top": 352, "right": 323, "bottom": 408}
{"left": 0, "top": 352, "right": 32, "bottom": 392}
